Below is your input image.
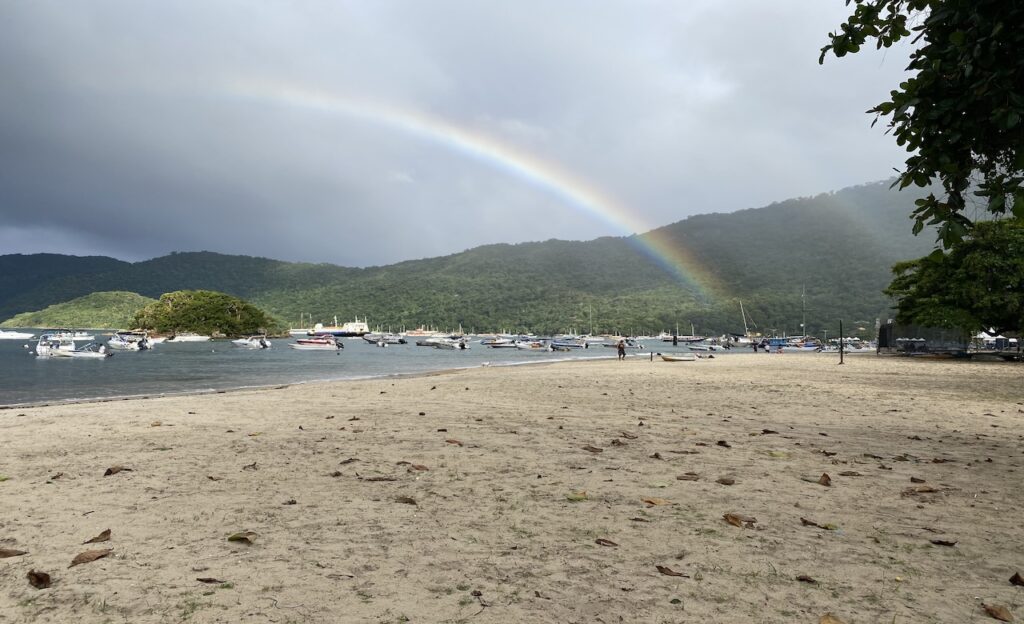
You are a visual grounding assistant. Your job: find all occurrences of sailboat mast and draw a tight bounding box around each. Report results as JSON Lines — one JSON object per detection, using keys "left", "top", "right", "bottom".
{"left": 801, "top": 285, "right": 807, "bottom": 338}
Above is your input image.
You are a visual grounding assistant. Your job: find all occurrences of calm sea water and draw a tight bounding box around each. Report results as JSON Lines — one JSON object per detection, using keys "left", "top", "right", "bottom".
{"left": 0, "top": 332, "right": 728, "bottom": 407}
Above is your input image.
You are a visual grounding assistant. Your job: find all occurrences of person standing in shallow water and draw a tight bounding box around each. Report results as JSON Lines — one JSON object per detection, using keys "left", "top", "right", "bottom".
{"left": 617, "top": 340, "right": 626, "bottom": 360}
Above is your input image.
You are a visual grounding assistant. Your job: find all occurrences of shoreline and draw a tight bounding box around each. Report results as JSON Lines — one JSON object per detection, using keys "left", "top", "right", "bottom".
{"left": 0, "top": 350, "right": 626, "bottom": 410}
{"left": 2, "top": 354, "right": 1021, "bottom": 622}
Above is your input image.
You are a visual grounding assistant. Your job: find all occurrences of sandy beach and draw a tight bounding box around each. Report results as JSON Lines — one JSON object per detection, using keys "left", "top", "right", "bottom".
{"left": 1, "top": 353, "right": 1022, "bottom": 623}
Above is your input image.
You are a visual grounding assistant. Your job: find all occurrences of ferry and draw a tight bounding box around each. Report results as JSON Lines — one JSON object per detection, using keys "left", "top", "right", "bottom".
{"left": 311, "top": 316, "right": 371, "bottom": 337}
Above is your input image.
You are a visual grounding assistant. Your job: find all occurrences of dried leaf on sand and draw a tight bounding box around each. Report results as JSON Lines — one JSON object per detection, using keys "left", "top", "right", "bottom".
{"left": 983, "top": 604, "right": 1013, "bottom": 622}
{"left": 70, "top": 548, "right": 113, "bottom": 567}
{"left": 103, "top": 466, "right": 132, "bottom": 476}
{"left": 1010, "top": 572, "right": 1024, "bottom": 587}
{"left": 227, "top": 531, "right": 257, "bottom": 545}
{"left": 655, "top": 565, "right": 689, "bottom": 577}
{"left": 723, "top": 513, "right": 756, "bottom": 528}
{"left": 820, "top": 614, "right": 846, "bottom": 624}
{"left": 642, "top": 497, "right": 670, "bottom": 506}
{"left": 581, "top": 445, "right": 603, "bottom": 453}
{"left": 0, "top": 548, "right": 28, "bottom": 558}
{"left": 83, "top": 529, "right": 111, "bottom": 544}
{"left": 595, "top": 538, "right": 618, "bottom": 547}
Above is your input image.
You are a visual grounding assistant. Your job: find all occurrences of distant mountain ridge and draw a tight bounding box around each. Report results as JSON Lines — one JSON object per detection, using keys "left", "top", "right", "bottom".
{"left": 0, "top": 181, "right": 936, "bottom": 335}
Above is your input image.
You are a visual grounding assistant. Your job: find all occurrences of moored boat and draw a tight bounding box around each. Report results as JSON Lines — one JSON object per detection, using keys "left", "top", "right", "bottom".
{"left": 165, "top": 332, "right": 211, "bottom": 343}
{"left": 232, "top": 335, "right": 272, "bottom": 349}
{"left": 31, "top": 333, "right": 77, "bottom": 356}
{"left": 51, "top": 342, "right": 114, "bottom": 359}
{"left": 0, "top": 329, "right": 35, "bottom": 340}
{"left": 107, "top": 331, "right": 152, "bottom": 351}
{"left": 289, "top": 336, "right": 344, "bottom": 350}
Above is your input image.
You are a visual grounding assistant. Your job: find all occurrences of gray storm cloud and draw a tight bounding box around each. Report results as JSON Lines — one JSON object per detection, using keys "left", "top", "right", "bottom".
{"left": 0, "top": 1, "right": 911, "bottom": 265}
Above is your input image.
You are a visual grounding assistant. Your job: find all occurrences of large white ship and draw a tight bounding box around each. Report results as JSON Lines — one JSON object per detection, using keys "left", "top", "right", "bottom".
{"left": 311, "top": 316, "right": 371, "bottom": 337}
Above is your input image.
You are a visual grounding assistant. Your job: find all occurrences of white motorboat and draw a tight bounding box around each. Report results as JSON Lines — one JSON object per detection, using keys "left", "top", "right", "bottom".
{"left": 514, "top": 340, "right": 548, "bottom": 350}
{"left": 289, "top": 336, "right": 344, "bottom": 350}
{"left": 232, "top": 336, "right": 272, "bottom": 349}
{"left": 432, "top": 338, "right": 469, "bottom": 350}
{"left": 363, "top": 332, "right": 407, "bottom": 346}
{"left": 51, "top": 342, "right": 114, "bottom": 359}
{"left": 165, "top": 332, "right": 211, "bottom": 342}
{"left": 481, "top": 337, "right": 517, "bottom": 348}
{"left": 0, "top": 329, "right": 35, "bottom": 340}
{"left": 107, "top": 331, "right": 152, "bottom": 351}
{"left": 31, "top": 333, "right": 77, "bottom": 356}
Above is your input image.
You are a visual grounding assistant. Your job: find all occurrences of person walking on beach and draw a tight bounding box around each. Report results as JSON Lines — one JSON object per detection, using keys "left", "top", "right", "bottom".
{"left": 617, "top": 339, "right": 626, "bottom": 360}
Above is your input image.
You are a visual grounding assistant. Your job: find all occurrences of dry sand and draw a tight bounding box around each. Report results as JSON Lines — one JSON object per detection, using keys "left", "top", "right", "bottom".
{"left": 1, "top": 353, "right": 1023, "bottom": 623}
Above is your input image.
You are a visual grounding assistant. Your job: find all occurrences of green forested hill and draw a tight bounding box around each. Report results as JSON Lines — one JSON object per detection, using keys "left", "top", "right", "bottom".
{"left": 0, "top": 181, "right": 938, "bottom": 337}
{"left": 0, "top": 291, "right": 156, "bottom": 329}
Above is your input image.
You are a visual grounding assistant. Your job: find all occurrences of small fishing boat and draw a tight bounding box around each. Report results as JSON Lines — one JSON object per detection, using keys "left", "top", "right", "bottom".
{"left": 289, "top": 336, "right": 344, "bottom": 350}
{"left": 232, "top": 335, "right": 272, "bottom": 349}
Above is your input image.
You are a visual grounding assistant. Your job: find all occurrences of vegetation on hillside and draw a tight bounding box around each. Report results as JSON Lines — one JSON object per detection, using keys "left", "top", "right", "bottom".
{"left": 0, "top": 291, "right": 155, "bottom": 329}
{"left": 133, "top": 290, "right": 283, "bottom": 337}
{"left": 0, "top": 182, "right": 936, "bottom": 338}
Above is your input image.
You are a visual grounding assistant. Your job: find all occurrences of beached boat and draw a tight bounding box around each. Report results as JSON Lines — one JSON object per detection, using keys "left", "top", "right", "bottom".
{"left": 232, "top": 336, "right": 272, "bottom": 349}
{"left": 0, "top": 329, "right": 35, "bottom": 340}
{"left": 289, "top": 336, "right": 344, "bottom": 350}
{"left": 660, "top": 353, "right": 697, "bottom": 362}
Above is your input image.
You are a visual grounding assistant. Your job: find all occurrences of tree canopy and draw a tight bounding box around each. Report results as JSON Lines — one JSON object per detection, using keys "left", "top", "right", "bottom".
{"left": 133, "top": 290, "right": 282, "bottom": 337}
{"left": 884, "top": 218, "right": 1024, "bottom": 334}
{"left": 821, "top": 1, "right": 1024, "bottom": 247}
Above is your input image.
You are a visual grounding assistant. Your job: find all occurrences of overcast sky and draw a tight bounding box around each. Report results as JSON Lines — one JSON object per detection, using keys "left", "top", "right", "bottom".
{"left": 0, "top": 1, "right": 912, "bottom": 267}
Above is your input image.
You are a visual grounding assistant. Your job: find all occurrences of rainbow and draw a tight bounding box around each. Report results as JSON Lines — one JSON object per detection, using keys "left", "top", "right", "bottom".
{"left": 228, "top": 81, "right": 723, "bottom": 299}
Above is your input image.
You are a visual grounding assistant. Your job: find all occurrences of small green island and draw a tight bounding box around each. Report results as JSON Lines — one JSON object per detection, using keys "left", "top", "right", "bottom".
{"left": 1, "top": 289, "right": 282, "bottom": 338}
